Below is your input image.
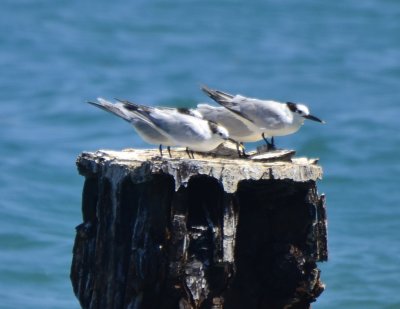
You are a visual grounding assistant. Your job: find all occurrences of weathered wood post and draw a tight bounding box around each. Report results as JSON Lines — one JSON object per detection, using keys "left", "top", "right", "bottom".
{"left": 71, "top": 148, "right": 327, "bottom": 309}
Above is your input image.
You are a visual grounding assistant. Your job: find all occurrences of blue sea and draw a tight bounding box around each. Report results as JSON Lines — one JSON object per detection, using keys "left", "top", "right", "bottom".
{"left": 1, "top": 1, "right": 399, "bottom": 308}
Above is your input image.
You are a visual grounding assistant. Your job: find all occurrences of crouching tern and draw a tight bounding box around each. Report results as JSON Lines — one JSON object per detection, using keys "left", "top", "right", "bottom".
{"left": 88, "top": 98, "right": 232, "bottom": 158}
{"left": 201, "top": 85, "right": 325, "bottom": 149}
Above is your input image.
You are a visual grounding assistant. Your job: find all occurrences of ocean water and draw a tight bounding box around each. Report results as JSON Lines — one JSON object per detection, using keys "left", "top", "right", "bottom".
{"left": 1, "top": 0, "right": 399, "bottom": 308}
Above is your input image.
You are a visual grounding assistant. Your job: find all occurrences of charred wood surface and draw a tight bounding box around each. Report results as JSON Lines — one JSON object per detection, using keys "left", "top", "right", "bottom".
{"left": 71, "top": 149, "right": 327, "bottom": 309}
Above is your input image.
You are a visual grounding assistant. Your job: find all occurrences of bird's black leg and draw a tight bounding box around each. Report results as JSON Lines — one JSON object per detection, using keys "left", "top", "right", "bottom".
{"left": 167, "top": 146, "right": 172, "bottom": 158}
{"left": 190, "top": 150, "right": 195, "bottom": 159}
{"left": 270, "top": 137, "right": 276, "bottom": 149}
{"left": 240, "top": 142, "right": 248, "bottom": 157}
{"left": 266, "top": 136, "right": 276, "bottom": 151}
{"left": 236, "top": 142, "right": 248, "bottom": 158}
{"left": 159, "top": 144, "right": 163, "bottom": 157}
{"left": 235, "top": 142, "right": 241, "bottom": 157}
{"left": 186, "top": 147, "right": 191, "bottom": 158}
{"left": 262, "top": 133, "right": 272, "bottom": 146}
{"left": 262, "top": 133, "right": 277, "bottom": 151}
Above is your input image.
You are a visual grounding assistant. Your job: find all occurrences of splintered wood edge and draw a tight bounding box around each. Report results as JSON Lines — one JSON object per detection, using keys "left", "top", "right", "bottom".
{"left": 77, "top": 149, "right": 323, "bottom": 193}
{"left": 249, "top": 149, "right": 296, "bottom": 162}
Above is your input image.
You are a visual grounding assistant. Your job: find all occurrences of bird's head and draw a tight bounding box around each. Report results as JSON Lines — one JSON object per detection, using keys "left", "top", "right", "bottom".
{"left": 286, "top": 102, "right": 325, "bottom": 123}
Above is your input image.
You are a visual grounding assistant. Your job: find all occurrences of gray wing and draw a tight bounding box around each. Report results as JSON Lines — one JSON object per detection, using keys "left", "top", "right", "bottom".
{"left": 201, "top": 85, "right": 234, "bottom": 104}
{"left": 143, "top": 109, "right": 212, "bottom": 144}
{"left": 89, "top": 98, "right": 171, "bottom": 144}
{"left": 197, "top": 103, "right": 255, "bottom": 137}
{"left": 156, "top": 106, "right": 203, "bottom": 119}
{"left": 132, "top": 120, "right": 171, "bottom": 144}
{"left": 201, "top": 86, "right": 255, "bottom": 123}
{"left": 88, "top": 98, "right": 132, "bottom": 122}
{"left": 114, "top": 100, "right": 193, "bottom": 130}
{"left": 89, "top": 98, "right": 159, "bottom": 126}
{"left": 232, "top": 97, "right": 288, "bottom": 130}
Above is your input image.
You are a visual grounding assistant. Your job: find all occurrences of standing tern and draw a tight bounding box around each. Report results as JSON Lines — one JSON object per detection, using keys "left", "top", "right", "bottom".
{"left": 201, "top": 85, "right": 325, "bottom": 150}
{"left": 120, "top": 100, "right": 232, "bottom": 157}
{"left": 88, "top": 98, "right": 174, "bottom": 156}
{"left": 88, "top": 98, "right": 231, "bottom": 158}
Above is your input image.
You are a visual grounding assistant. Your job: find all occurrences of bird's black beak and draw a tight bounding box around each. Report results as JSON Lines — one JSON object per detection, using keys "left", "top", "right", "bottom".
{"left": 304, "top": 114, "right": 325, "bottom": 123}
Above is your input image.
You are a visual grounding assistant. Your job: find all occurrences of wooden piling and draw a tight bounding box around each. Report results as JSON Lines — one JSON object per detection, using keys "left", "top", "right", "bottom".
{"left": 71, "top": 149, "right": 327, "bottom": 309}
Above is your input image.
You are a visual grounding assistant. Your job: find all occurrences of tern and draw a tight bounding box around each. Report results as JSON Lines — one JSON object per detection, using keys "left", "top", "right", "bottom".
{"left": 88, "top": 98, "right": 175, "bottom": 156}
{"left": 88, "top": 98, "right": 231, "bottom": 158}
{"left": 201, "top": 85, "right": 325, "bottom": 150}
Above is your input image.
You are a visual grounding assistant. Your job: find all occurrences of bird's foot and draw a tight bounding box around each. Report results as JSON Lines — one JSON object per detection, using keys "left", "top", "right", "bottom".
{"left": 238, "top": 142, "right": 249, "bottom": 158}
{"left": 262, "top": 134, "right": 276, "bottom": 152}
{"left": 186, "top": 147, "right": 195, "bottom": 159}
{"left": 266, "top": 143, "right": 276, "bottom": 151}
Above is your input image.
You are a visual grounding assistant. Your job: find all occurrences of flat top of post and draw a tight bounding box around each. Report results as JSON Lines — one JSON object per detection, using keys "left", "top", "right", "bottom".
{"left": 77, "top": 148, "right": 323, "bottom": 193}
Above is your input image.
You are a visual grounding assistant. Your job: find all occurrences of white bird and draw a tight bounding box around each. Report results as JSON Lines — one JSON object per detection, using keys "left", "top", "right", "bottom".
{"left": 89, "top": 98, "right": 200, "bottom": 157}
{"left": 201, "top": 85, "right": 325, "bottom": 149}
{"left": 88, "top": 98, "right": 231, "bottom": 158}
{"left": 121, "top": 100, "right": 231, "bottom": 157}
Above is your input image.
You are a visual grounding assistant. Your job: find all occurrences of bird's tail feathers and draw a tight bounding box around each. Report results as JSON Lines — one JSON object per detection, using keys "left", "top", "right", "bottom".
{"left": 201, "top": 85, "right": 251, "bottom": 120}
{"left": 201, "top": 85, "right": 234, "bottom": 104}
{"left": 114, "top": 98, "right": 157, "bottom": 118}
{"left": 88, "top": 98, "right": 131, "bottom": 122}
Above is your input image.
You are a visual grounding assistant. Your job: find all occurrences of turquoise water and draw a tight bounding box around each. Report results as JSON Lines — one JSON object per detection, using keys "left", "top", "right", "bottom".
{"left": 1, "top": 1, "right": 399, "bottom": 308}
